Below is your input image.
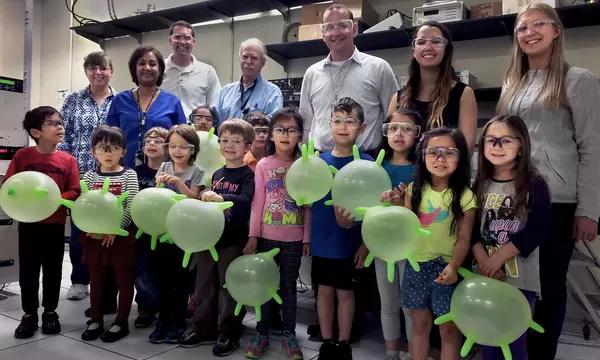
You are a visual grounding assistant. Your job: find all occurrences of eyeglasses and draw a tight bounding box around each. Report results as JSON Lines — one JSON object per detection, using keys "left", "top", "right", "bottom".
{"left": 272, "top": 127, "right": 301, "bottom": 137}
{"left": 382, "top": 122, "right": 421, "bottom": 137}
{"left": 44, "top": 119, "right": 64, "bottom": 128}
{"left": 94, "top": 145, "right": 122, "bottom": 153}
{"left": 514, "top": 19, "right": 555, "bottom": 37}
{"left": 165, "top": 143, "right": 195, "bottom": 151}
{"left": 190, "top": 114, "right": 213, "bottom": 123}
{"left": 144, "top": 137, "right": 165, "bottom": 145}
{"left": 219, "top": 137, "right": 247, "bottom": 146}
{"left": 483, "top": 136, "right": 520, "bottom": 148}
{"left": 331, "top": 117, "right": 361, "bottom": 128}
{"left": 321, "top": 19, "right": 354, "bottom": 34}
{"left": 254, "top": 127, "right": 269, "bottom": 135}
{"left": 86, "top": 65, "right": 111, "bottom": 72}
{"left": 412, "top": 37, "right": 448, "bottom": 49}
{"left": 171, "top": 34, "right": 194, "bottom": 42}
{"left": 423, "top": 147, "right": 460, "bottom": 162}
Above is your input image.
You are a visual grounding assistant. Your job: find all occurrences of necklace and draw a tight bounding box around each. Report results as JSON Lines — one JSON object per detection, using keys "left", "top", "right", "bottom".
{"left": 327, "top": 60, "right": 355, "bottom": 102}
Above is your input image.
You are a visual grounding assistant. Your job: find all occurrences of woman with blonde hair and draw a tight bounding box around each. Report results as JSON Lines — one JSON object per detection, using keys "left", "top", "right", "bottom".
{"left": 497, "top": 3, "right": 600, "bottom": 358}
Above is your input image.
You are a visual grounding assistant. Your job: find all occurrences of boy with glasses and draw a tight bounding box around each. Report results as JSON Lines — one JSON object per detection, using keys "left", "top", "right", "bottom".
{"left": 310, "top": 98, "right": 372, "bottom": 359}
{"left": 7, "top": 107, "right": 80, "bottom": 339}
{"left": 180, "top": 119, "right": 256, "bottom": 356}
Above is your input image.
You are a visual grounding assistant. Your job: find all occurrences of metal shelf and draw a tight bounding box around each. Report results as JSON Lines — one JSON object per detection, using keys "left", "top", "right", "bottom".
{"left": 71, "top": 0, "right": 322, "bottom": 45}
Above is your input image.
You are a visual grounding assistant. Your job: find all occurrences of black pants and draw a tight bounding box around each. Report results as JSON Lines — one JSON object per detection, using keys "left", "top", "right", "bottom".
{"left": 150, "top": 243, "right": 189, "bottom": 327}
{"left": 528, "top": 203, "right": 575, "bottom": 360}
{"left": 19, "top": 223, "right": 65, "bottom": 315}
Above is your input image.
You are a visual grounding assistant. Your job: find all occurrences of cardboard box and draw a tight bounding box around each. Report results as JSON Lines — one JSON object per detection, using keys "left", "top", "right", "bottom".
{"left": 300, "top": 0, "right": 379, "bottom": 27}
{"left": 298, "top": 24, "right": 323, "bottom": 41}
{"left": 471, "top": 2, "right": 503, "bottom": 18}
{"left": 502, "top": 0, "right": 556, "bottom": 15}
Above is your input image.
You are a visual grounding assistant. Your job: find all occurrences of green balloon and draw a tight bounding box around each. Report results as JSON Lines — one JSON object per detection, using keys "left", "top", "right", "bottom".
{"left": 356, "top": 204, "right": 430, "bottom": 282}
{"left": 328, "top": 145, "right": 391, "bottom": 219}
{"left": 62, "top": 178, "right": 129, "bottom": 236}
{"left": 195, "top": 128, "right": 225, "bottom": 186}
{"left": 285, "top": 139, "right": 333, "bottom": 206}
{"left": 224, "top": 248, "right": 283, "bottom": 322}
{"left": 0, "top": 171, "right": 62, "bottom": 223}
{"left": 162, "top": 198, "right": 233, "bottom": 267}
{"left": 131, "top": 187, "right": 181, "bottom": 251}
{"left": 435, "top": 268, "right": 544, "bottom": 360}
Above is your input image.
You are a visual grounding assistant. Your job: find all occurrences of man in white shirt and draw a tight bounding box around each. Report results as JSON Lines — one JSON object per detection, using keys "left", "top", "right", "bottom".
{"left": 162, "top": 20, "right": 221, "bottom": 118}
{"left": 299, "top": 4, "right": 399, "bottom": 152}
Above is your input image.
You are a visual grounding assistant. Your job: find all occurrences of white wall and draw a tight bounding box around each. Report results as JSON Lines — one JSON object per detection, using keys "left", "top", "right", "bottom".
{"left": 23, "top": 0, "right": 600, "bottom": 108}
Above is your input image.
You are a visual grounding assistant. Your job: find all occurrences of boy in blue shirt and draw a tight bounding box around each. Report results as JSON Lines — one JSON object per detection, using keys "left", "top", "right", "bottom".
{"left": 311, "top": 98, "right": 372, "bottom": 360}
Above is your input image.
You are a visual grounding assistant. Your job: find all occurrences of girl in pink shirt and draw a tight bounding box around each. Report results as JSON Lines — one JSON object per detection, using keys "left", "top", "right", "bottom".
{"left": 243, "top": 108, "right": 310, "bottom": 360}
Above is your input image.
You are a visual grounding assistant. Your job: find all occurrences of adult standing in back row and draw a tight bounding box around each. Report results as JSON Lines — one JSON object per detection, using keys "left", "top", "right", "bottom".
{"left": 162, "top": 20, "right": 221, "bottom": 118}
{"left": 299, "top": 3, "right": 398, "bottom": 153}
{"left": 213, "top": 38, "right": 283, "bottom": 125}
{"left": 496, "top": 4, "right": 600, "bottom": 359}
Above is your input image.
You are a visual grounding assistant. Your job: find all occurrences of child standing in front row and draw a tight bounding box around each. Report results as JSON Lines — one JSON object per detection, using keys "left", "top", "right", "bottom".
{"left": 472, "top": 115, "right": 551, "bottom": 360}
{"left": 378, "top": 109, "right": 420, "bottom": 360}
{"left": 80, "top": 125, "right": 139, "bottom": 343}
{"left": 132, "top": 127, "right": 168, "bottom": 328}
{"left": 8, "top": 107, "right": 80, "bottom": 339}
{"left": 244, "top": 108, "right": 311, "bottom": 360}
{"left": 149, "top": 124, "right": 204, "bottom": 344}
{"left": 180, "top": 119, "right": 256, "bottom": 356}
{"left": 402, "top": 128, "right": 476, "bottom": 360}
{"left": 311, "top": 97, "right": 372, "bottom": 360}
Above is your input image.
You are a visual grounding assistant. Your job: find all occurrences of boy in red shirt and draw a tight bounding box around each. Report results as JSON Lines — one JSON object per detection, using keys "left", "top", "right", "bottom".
{"left": 4, "top": 106, "right": 80, "bottom": 338}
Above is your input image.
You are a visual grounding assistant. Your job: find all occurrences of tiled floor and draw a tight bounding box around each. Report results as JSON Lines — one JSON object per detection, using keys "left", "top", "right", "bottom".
{"left": 0, "top": 251, "right": 599, "bottom": 359}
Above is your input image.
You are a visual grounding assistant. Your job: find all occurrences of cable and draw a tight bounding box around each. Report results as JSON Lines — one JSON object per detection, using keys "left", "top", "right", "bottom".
{"left": 65, "top": 0, "right": 100, "bottom": 25}
{"left": 107, "top": 0, "right": 118, "bottom": 20}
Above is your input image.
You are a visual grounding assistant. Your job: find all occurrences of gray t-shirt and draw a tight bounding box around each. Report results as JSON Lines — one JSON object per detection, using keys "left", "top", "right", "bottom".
{"left": 478, "top": 180, "right": 540, "bottom": 293}
{"left": 157, "top": 162, "right": 205, "bottom": 195}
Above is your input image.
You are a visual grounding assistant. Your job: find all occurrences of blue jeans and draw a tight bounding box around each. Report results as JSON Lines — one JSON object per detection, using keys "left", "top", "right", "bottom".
{"left": 69, "top": 222, "right": 90, "bottom": 285}
{"left": 134, "top": 235, "right": 159, "bottom": 313}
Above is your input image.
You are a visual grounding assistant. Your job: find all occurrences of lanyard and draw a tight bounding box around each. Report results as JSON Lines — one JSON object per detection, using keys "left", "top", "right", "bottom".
{"left": 239, "top": 77, "right": 258, "bottom": 112}
{"left": 133, "top": 87, "right": 159, "bottom": 161}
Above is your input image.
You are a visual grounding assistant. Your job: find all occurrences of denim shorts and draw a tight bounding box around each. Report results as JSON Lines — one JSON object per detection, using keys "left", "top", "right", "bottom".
{"left": 400, "top": 257, "right": 457, "bottom": 316}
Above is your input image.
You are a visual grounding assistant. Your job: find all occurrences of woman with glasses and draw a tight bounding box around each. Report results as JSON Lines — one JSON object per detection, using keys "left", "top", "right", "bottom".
{"left": 189, "top": 105, "right": 218, "bottom": 132}
{"left": 107, "top": 45, "right": 186, "bottom": 168}
{"left": 59, "top": 51, "right": 118, "bottom": 309}
{"left": 496, "top": 4, "right": 600, "bottom": 358}
{"left": 387, "top": 21, "right": 478, "bottom": 151}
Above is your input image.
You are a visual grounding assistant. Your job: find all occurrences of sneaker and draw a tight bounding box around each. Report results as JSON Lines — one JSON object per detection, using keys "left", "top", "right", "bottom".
{"left": 317, "top": 340, "right": 337, "bottom": 360}
{"left": 81, "top": 321, "right": 104, "bottom": 341}
{"left": 179, "top": 329, "right": 217, "bottom": 348}
{"left": 398, "top": 351, "right": 412, "bottom": 360}
{"left": 14, "top": 314, "right": 38, "bottom": 339}
{"left": 244, "top": 334, "right": 269, "bottom": 359}
{"left": 100, "top": 321, "right": 129, "bottom": 343}
{"left": 282, "top": 333, "right": 303, "bottom": 360}
{"left": 66, "top": 284, "right": 88, "bottom": 300}
{"left": 41, "top": 311, "right": 61, "bottom": 335}
{"left": 164, "top": 325, "right": 186, "bottom": 344}
{"left": 134, "top": 314, "right": 155, "bottom": 329}
{"left": 337, "top": 341, "right": 352, "bottom": 360}
{"left": 212, "top": 336, "right": 240, "bottom": 356}
{"left": 148, "top": 323, "right": 169, "bottom": 344}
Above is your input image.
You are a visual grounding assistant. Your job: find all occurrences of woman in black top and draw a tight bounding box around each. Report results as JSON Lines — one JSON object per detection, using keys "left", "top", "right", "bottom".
{"left": 387, "top": 21, "right": 477, "bottom": 151}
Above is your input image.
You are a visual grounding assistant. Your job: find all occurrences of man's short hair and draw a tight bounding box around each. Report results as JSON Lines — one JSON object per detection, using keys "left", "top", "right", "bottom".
{"left": 239, "top": 38, "right": 267, "bottom": 63}
{"left": 169, "top": 20, "right": 195, "bottom": 38}
{"left": 324, "top": 3, "right": 354, "bottom": 21}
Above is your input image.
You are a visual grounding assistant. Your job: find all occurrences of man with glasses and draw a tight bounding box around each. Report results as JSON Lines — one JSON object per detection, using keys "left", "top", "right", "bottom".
{"left": 162, "top": 21, "right": 221, "bottom": 117}
{"left": 299, "top": 3, "right": 398, "bottom": 154}
{"left": 214, "top": 38, "right": 283, "bottom": 125}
